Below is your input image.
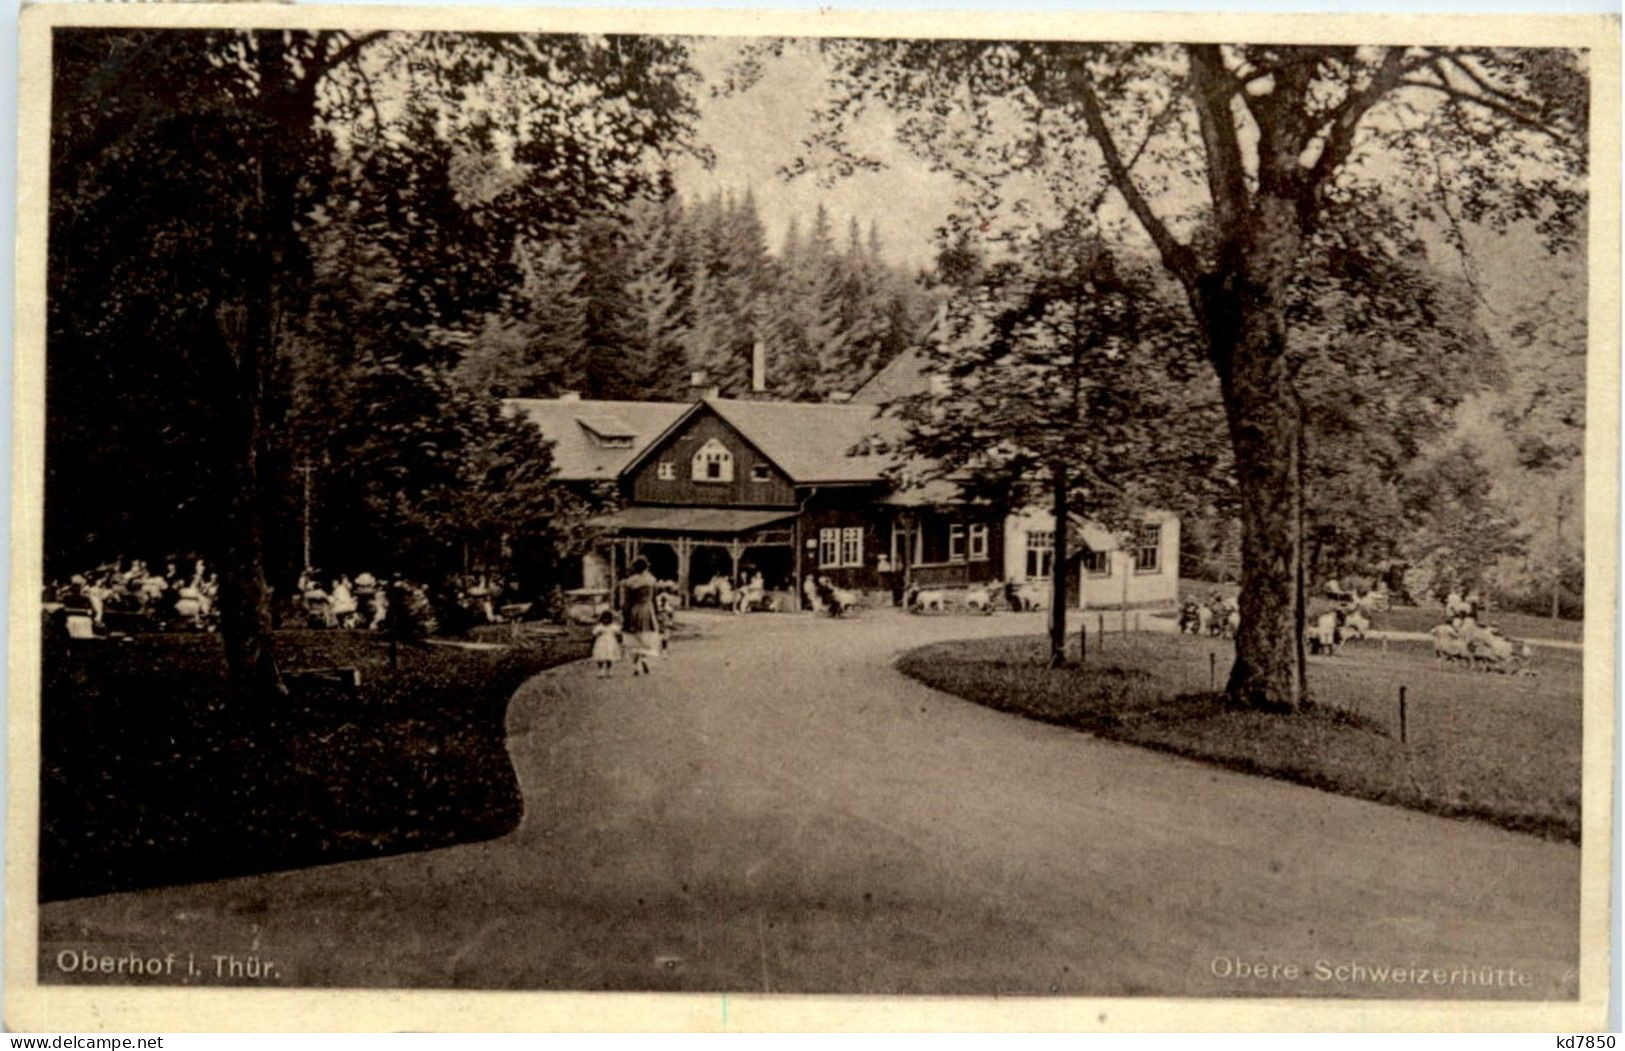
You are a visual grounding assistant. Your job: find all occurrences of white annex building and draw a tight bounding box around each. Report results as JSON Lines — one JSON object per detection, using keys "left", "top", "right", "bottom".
{"left": 852, "top": 348, "right": 1180, "bottom": 610}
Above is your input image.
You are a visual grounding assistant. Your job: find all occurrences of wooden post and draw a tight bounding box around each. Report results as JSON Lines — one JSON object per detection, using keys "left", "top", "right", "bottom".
{"left": 1399, "top": 685, "right": 1408, "bottom": 744}
{"left": 1097, "top": 613, "right": 1105, "bottom": 649}
{"left": 1210, "top": 652, "right": 1216, "bottom": 692}
{"left": 676, "top": 538, "right": 692, "bottom": 610}
{"left": 1079, "top": 620, "right": 1087, "bottom": 664}
{"left": 1552, "top": 492, "right": 1569, "bottom": 621}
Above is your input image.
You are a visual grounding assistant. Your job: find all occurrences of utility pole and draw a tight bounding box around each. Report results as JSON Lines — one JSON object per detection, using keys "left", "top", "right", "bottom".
{"left": 300, "top": 458, "right": 314, "bottom": 571}
{"left": 1120, "top": 536, "right": 1130, "bottom": 633}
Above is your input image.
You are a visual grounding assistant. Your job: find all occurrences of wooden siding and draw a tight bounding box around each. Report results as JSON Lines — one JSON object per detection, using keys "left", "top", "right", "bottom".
{"left": 903, "top": 509, "right": 1005, "bottom": 588}
{"left": 797, "top": 497, "right": 1004, "bottom": 595}
{"left": 625, "top": 409, "right": 796, "bottom": 508}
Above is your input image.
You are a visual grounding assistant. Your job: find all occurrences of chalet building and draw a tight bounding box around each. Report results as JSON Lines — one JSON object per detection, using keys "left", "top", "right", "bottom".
{"left": 507, "top": 390, "right": 1008, "bottom": 608}
{"left": 507, "top": 351, "right": 1178, "bottom": 610}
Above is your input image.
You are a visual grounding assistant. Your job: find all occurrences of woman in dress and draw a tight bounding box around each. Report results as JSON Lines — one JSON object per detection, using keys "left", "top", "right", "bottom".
{"left": 619, "top": 557, "right": 662, "bottom": 676}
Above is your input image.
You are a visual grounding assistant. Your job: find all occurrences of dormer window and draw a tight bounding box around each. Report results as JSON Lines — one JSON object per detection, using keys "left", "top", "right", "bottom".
{"left": 578, "top": 414, "right": 637, "bottom": 449}
{"left": 692, "top": 438, "right": 734, "bottom": 483}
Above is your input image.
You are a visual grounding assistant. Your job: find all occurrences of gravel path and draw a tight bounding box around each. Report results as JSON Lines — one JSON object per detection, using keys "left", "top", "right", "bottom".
{"left": 36, "top": 608, "right": 1579, "bottom": 1000}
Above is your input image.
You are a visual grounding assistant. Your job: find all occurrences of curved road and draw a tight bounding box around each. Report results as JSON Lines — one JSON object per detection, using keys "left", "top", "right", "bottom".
{"left": 37, "top": 609, "right": 1578, "bottom": 998}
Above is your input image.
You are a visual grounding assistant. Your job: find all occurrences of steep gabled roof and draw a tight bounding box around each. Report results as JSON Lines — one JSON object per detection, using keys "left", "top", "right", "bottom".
{"left": 504, "top": 398, "right": 690, "bottom": 481}
{"left": 510, "top": 392, "right": 928, "bottom": 489}
{"left": 705, "top": 398, "right": 905, "bottom": 484}
{"left": 851, "top": 346, "right": 931, "bottom": 405}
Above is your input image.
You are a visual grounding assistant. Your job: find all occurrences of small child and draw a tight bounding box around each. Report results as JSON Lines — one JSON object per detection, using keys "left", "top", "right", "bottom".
{"left": 591, "top": 610, "right": 623, "bottom": 678}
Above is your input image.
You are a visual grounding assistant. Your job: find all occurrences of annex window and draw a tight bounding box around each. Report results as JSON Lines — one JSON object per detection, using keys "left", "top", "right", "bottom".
{"left": 692, "top": 438, "right": 734, "bottom": 483}
{"left": 1026, "top": 530, "right": 1054, "bottom": 580}
{"left": 1134, "top": 523, "right": 1162, "bottom": 574}
{"left": 948, "top": 523, "right": 967, "bottom": 562}
{"left": 656, "top": 461, "right": 676, "bottom": 481}
{"left": 968, "top": 523, "right": 989, "bottom": 562}
{"left": 1081, "top": 547, "right": 1111, "bottom": 577}
{"left": 840, "top": 527, "right": 864, "bottom": 567}
{"left": 750, "top": 463, "right": 771, "bottom": 483}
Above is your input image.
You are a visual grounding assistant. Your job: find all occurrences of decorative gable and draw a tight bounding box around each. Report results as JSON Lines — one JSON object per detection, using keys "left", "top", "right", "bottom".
{"left": 691, "top": 438, "right": 735, "bottom": 483}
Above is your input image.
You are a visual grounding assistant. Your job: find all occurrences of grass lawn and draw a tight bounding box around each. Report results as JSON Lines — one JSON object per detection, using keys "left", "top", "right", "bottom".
{"left": 1361, "top": 605, "right": 1583, "bottom": 643}
{"left": 1172, "top": 578, "right": 1582, "bottom": 643}
{"left": 898, "top": 632, "right": 1581, "bottom": 843}
{"left": 40, "top": 628, "right": 589, "bottom": 901}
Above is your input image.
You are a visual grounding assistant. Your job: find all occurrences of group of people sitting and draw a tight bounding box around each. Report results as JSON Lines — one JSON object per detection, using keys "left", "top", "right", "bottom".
{"left": 692, "top": 570, "right": 775, "bottom": 614}
{"left": 1430, "top": 585, "right": 1531, "bottom": 669}
{"left": 298, "top": 570, "right": 517, "bottom": 634}
{"left": 1178, "top": 591, "right": 1241, "bottom": 638}
{"left": 47, "top": 557, "right": 220, "bottom": 634}
{"left": 297, "top": 570, "right": 391, "bottom": 630}
{"left": 803, "top": 574, "right": 859, "bottom": 617}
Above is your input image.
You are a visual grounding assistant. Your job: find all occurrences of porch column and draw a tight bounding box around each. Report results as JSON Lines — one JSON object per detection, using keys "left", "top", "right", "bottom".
{"left": 727, "top": 539, "right": 744, "bottom": 582}
{"left": 676, "top": 537, "right": 693, "bottom": 610}
{"left": 791, "top": 514, "right": 802, "bottom": 611}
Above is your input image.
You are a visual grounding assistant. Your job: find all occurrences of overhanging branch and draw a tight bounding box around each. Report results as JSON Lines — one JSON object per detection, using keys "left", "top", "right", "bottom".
{"left": 1066, "top": 59, "right": 1201, "bottom": 285}
{"left": 1305, "top": 47, "right": 1412, "bottom": 199}
{"left": 1397, "top": 75, "right": 1572, "bottom": 142}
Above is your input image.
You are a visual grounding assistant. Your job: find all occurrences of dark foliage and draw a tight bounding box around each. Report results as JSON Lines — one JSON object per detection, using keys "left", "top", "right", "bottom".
{"left": 39, "top": 631, "right": 588, "bottom": 901}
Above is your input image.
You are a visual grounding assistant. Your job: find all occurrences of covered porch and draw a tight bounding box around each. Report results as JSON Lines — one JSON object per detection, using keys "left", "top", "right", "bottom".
{"left": 586, "top": 506, "right": 798, "bottom": 609}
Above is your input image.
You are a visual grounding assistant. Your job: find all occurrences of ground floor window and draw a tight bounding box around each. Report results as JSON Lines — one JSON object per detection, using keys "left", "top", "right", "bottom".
{"left": 840, "top": 527, "right": 863, "bottom": 567}
{"left": 948, "top": 523, "right": 966, "bottom": 562}
{"left": 969, "top": 523, "right": 989, "bottom": 561}
{"left": 1081, "top": 547, "right": 1111, "bottom": 577}
{"left": 1026, "top": 530, "right": 1054, "bottom": 579}
{"left": 819, "top": 526, "right": 863, "bottom": 568}
{"left": 819, "top": 528, "right": 840, "bottom": 568}
{"left": 1134, "top": 523, "right": 1162, "bottom": 574}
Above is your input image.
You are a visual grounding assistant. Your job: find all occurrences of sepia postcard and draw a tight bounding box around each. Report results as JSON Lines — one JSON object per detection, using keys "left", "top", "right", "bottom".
{"left": 6, "top": 2, "right": 1619, "bottom": 1032}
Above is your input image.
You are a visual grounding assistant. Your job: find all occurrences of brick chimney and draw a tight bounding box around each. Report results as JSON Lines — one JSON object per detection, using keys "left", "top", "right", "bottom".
{"left": 690, "top": 369, "right": 719, "bottom": 400}
{"left": 751, "top": 341, "right": 767, "bottom": 394}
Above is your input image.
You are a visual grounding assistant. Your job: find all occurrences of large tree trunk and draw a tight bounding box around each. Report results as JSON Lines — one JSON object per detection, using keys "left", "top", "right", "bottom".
{"left": 216, "top": 37, "right": 312, "bottom": 701}
{"left": 1217, "top": 335, "right": 1304, "bottom": 710}
{"left": 1201, "top": 203, "right": 1307, "bottom": 711}
{"left": 218, "top": 302, "right": 287, "bottom": 700}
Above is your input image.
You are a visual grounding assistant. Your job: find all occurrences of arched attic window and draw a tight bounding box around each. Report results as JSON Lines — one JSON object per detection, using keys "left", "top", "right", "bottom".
{"left": 692, "top": 438, "right": 734, "bottom": 482}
